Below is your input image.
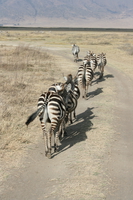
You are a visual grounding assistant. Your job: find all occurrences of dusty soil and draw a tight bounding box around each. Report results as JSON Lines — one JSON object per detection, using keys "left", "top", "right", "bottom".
{"left": 1, "top": 46, "right": 133, "bottom": 200}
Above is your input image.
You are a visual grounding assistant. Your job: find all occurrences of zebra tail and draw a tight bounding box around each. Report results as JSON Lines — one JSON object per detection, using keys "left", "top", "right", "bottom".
{"left": 25, "top": 106, "right": 43, "bottom": 126}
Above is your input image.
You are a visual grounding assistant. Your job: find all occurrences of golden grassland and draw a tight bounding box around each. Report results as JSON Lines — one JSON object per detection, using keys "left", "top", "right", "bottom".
{"left": 0, "top": 30, "right": 133, "bottom": 196}
{"left": 1, "top": 30, "right": 133, "bottom": 70}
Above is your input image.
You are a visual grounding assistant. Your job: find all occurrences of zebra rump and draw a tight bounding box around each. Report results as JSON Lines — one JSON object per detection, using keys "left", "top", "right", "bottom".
{"left": 77, "top": 64, "right": 94, "bottom": 98}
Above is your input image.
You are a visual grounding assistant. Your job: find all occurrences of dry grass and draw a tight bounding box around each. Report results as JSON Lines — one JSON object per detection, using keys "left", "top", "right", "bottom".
{"left": 0, "top": 44, "right": 65, "bottom": 183}
{"left": 118, "top": 43, "right": 133, "bottom": 55}
{"left": 0, "top": 37, "right": 78, "bottom": 188}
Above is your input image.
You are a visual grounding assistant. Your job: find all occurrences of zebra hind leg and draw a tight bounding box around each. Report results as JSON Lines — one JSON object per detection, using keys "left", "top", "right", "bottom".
{"left": 41, "top": 122, "right": 49, "bottom": 157}
{"left": 54, "top": 132, "right": 60, "bottom": 153}
{"left": 59, "top": 119, "right": 67, "bottom": 140}
{"left": 99, "top": 72, "right": 104, "bottom": 79}
{"left": 70, "top": 112, "right": 73, "bottom": 124}
{"left": 73, "top": 110, "right": 76, "bottom": 121}
{"left": 47, "top": 128, "right": 53, "bottom": 159}
{"left": 53, "top": 122, "right": 62, "bottom": 153}
{"left": 99, "top": 66, "right": 104, "bottom": 79}
{"left": 84, "top": 85, "right": 89, "bottom": 100}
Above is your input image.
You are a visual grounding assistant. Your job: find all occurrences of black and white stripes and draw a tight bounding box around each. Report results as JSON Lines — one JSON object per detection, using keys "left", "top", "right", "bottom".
{"left": 25, "top": 74, "right": 80, "bottom": 158}
{"left": 26, "top": 92, "right": 66, "bottom": 159}
{"left": 77, "top": 63, "right": 94, "bottom": 99}
{"left": 97, "top": 52, "right": 107, "bottom": 79}
{"left": 25, "top": 46, "right": 107, "bottom": 159}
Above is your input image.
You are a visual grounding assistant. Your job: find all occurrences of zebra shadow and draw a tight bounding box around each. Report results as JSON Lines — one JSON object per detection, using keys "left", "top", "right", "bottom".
{"left": 77, "top": 58, "right": 83, "bottom": 62}
{"left": 87, "top": 87, "right": 103, "bottom": 99}
{"left": 52, "top": 107, "right": 95, "bottom": 158}
{"left": 93, "top": 72, "right": 114, "bottom": 83}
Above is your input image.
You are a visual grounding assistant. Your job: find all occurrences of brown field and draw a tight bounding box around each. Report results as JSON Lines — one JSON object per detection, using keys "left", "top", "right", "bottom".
{"left": 0, "top": 30, "right": 133, "bottom": 199}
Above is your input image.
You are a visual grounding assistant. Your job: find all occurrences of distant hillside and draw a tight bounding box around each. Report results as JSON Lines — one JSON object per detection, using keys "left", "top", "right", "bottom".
{"left": 0, "top": 0, "right": 133, "bottom": 28}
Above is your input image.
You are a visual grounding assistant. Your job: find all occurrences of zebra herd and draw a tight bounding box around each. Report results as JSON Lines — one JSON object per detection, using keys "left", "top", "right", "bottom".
{"left": 25, "top": 44, "right": 107, "bottom": 159}
{"left": 73, "top": 44, "right": 107, "bottom": 99}
{"left": 25, "top": 74, "right": 80, "bottom": 159}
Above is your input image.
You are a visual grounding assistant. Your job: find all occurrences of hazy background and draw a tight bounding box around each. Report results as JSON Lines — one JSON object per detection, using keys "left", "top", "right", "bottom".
{"left": 0, "top": 0, "right": 133, "bottom": 28}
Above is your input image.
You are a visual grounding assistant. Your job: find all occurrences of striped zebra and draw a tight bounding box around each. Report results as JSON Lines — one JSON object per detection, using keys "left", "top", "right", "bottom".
{"left": 47, "top": 79, "right": 78, "bottom": 135}
{"left": 65, "top": 74, "right": 80, "bottom": 100}
{"left": 45, "top": 77, "right": 77, "bottom": 139}
{"left": 47, "top": 82, "right": 68, "bottom": 138}
{"left": 97, "top": 52, "right": 107, "bottom": 79}
{"left": 83, "top": 51, "right": 97, "bottom": 72}
{"left": 25, "top": 92, "right": 66, "bottom": 159}
{"left": 73, "top": 76, "right": 80, "bottom": 100}
{"left": 77, "top": 63, "right": 94, "bottom": 99}
{"left": 64, "top": 74, "right": 80, "bottom": 123}
{"left": 65, "top": 88, "right": 78, "bottom": 124}
{"left": 72, "top": 44, "right": 80, "bottom": 62}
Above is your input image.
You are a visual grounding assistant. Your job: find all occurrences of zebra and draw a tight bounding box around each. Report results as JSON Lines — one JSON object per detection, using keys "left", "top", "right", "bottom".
{"left": 83, "top": 51, "right": 97, "bottom": 72}
{"left": 65, "top": 88, "right": 78, "bottom": 124}
{"left": 72, "top": 44, "right": 80, "bottom": 62}
{"left": 25, "top": 92, "right": 66, "bottom": 159}
{"left": 64, "top": 74, "right": 80, "bottom": 123}
{"left": 97, "top": 52, "right": 107, "bottom": 79}
{"left": 77, "top": 63, "right": 94, "bottom": 99}
{"left": 64, "top": 74, "right": 80, "bottom": 100}
{"left": 47, "top": 79, "right": 78, "bottom": 136}
{"left": 48, "top": 78, "right": 79, "bottom": 124}
{"left": 73, "top": 76, "right": 80, "bottom": 100}
{"left": 47, "top": 82, "right": 68, "bottom": 138}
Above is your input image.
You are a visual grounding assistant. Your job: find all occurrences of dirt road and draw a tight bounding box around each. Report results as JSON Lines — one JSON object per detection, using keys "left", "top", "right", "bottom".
{"left": 106, "top": 66, "right": 133, "bottom": 200}
{"left": 1, "top": 47, "right": 133, "bottom": 200}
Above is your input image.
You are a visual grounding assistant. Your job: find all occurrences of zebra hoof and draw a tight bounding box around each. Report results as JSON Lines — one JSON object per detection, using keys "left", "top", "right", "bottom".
{"left": 64, "top": 131, "right": 67, "bottom": 137}
{"left": 84, "top": 95, "right": 88, "bottom": 100}
{"left": 54, "top": 147, "right": 59, "bottom": 153}
{"left": 99, "top": 74, "right": 103, "bottom": 79}
{"left": 47, "top": 152, "right": 51, "bottom": 159}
